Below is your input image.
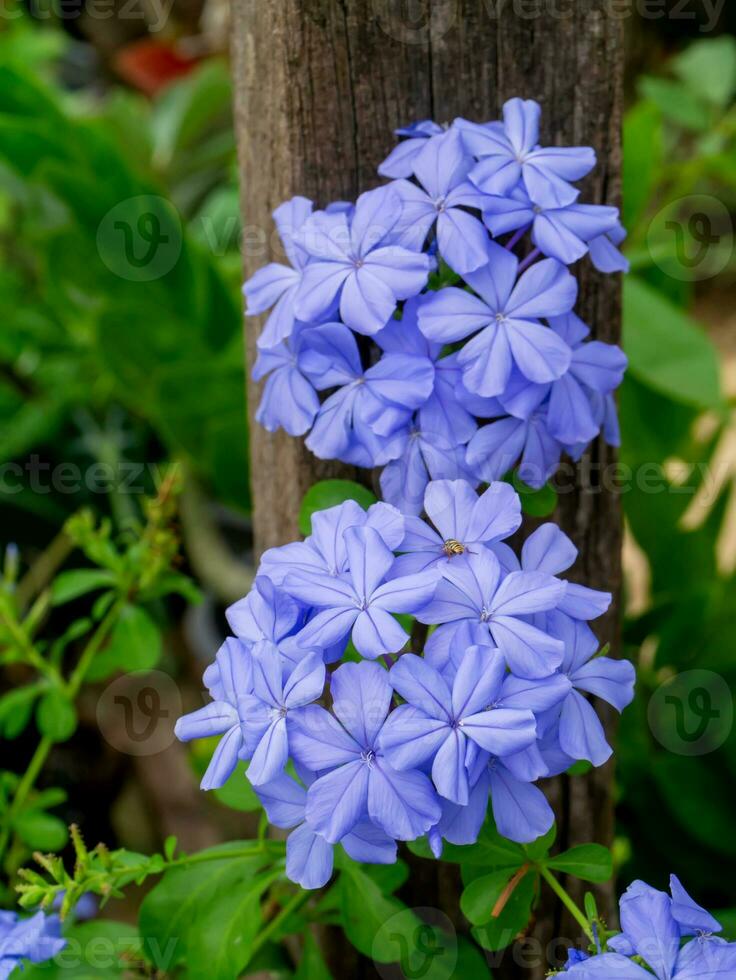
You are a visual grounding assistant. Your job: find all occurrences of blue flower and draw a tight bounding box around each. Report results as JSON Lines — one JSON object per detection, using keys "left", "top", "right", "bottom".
{"left": 375, "top": 299, "right": 478, "bottom": 445}
{"left": 391, "top": 128, "right": 490, "bottom": 274}
{"left": 259, "top": 498, "right": 405, "bottom": 586}
{"left": 416, "top": 546, "right": 566, "bottom": 678}
{"left": 226, "top": 575, "right": 302, "bottom": 646}
{"left": 494, "top": 522, "right": 612, "bottom": 622}
{"left": 0, "top": 910, "right": 66, "bottom": 978}
{"left": 380, "top": 647, "right": 537, "bottom": 804}
{"left": 283, "top": 525, "right": 438, "bottom": 659}
{"left": 239, "top": 640, "right": 325, "bottom": 786}
{"left": 378, "top": 120, "right": 445, "bottom": 178}
{"left": 560, "top": 877, "right": 736, "bottom": 979}
{"left": 256, "top": 773, "right": 396, "bottom": 889}
{"left": 461, "top": 98, "right": 596, "bottom": 208}
{"left": 298, "top": 321, "right": 434, "bottom": 467}
{"left": 483, "top": 186, "right": 620, "bottom": 266}
{"left": 379, "top": 415, "right": 478, "bottom": 517}
{"left": 466, "top": 410, "right": 563, "bottom": 489}
{"left": 290, "top": 662, "right": 442, "bottom": 841}
{"left": 392, "top": 477, "right": 521, "bottom": 577}
{"left": 252, "top": 324, "right": 320, "bottom": 437}
{"left": 589, "top": 220, "right": 629, "bottom": 274}
{"left": 174, "top": 637, "right": 253, "bottom": 790}
{"left": 538, "top": 612, "right": 635, "bottom": 768}
{"left": 417, "top": 241, "right": 576, "bottom": 397}
{"left": 244, "top": 196, "right": 314, "bottom": 350}
{"left": 293, "top": 186, "right": 433, "bottom": 335}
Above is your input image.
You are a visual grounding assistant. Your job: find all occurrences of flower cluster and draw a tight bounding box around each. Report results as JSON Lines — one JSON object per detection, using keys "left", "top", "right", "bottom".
{"left": 0, "top": 910, "right": 65, "bottom": 979}
{"left": 176, "top": 479, "right": 634, "bottom": 889}
{"left": 245, "top": 99, "right": 628, "bottom": 513}
{"left": 560, "top": 875, "right": 736, "bottom": 978}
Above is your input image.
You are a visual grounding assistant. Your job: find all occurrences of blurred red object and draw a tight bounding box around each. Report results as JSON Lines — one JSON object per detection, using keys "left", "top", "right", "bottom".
{"left": 114, "top": 39, "right": 199, "bottom": 96}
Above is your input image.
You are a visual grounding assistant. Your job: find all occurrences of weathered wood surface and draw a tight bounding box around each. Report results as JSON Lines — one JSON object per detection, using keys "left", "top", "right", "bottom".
{"left": 231, "top": 2, "right": 623, "bottom": 974}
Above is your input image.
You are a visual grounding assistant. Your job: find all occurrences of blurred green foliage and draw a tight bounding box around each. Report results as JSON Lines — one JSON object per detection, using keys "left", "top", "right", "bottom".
{"left": 618, "top": 35, "right": 736, "bottom": 912}
{"left": 0, "top": 22, "right": 248, "bottom": 535}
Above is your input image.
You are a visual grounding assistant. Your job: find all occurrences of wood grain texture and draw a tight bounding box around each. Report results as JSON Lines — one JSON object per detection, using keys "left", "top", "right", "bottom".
{"left": 231, "top": 2, "right": 623, "bottom": 974}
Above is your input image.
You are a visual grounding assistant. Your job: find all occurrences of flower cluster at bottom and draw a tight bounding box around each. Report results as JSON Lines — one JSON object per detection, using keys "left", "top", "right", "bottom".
{"left": 175, "top": 478, "right": 635, "bottom": 889}
{"left": 559, "top": 876, "right": 736, "bottom": 978}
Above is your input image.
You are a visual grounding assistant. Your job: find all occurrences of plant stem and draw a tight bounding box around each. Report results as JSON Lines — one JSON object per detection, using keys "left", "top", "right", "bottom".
{"left": 538, "top": 865, "right": 594, "bottom": 942}
{"left": 249, "top": 888, "right": 311, "bottom": 961}
{"left": 0, "top": 600, "right": 125, "bottom": 867}
{"left": 65, "top": 599, "right": 124, "bottom": 699}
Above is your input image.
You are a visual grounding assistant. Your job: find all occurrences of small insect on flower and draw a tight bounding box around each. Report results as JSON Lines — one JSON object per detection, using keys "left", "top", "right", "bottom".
{"left": 443, "top": 538, "right": 466, "bottom": 556}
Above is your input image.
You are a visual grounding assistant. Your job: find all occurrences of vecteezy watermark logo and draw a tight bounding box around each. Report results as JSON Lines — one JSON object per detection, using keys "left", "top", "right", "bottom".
{"left": 648, "top": 669, "right": 733, "bottom": 756}
{"left": 97, "top": 670, "right": 181, "bottom": 756}
{"left": 373, "top": 907, "right": 457, "bottom": 980}
{"left": 646, "top": 195, "right": 733, "bottom": 282}
{"left": 97, "top": 195, "right": 182, "bottom": 282}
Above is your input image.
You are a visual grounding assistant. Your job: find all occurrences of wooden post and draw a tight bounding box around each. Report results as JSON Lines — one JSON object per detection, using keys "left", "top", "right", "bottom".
{"left": 231, "top": 2, "right": 623, "bottom": 973}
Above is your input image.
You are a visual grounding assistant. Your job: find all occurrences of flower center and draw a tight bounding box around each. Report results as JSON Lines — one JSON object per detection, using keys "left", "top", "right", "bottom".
{"left": 361, "top": 749, "right": 376, "bottom": 769}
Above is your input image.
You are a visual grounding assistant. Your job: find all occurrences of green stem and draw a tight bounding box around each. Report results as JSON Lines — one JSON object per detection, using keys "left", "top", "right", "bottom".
{"left": 65, "top": 598, "right": 124, "bottom": 699}
{"left": 249, "top": 888, "right": 311, "bottom": 961}
{"left": 0, "top": 601, "right": 125, "bottom": 868}
{"left": 538, "top": 865, "right": 594, "bottom": 942}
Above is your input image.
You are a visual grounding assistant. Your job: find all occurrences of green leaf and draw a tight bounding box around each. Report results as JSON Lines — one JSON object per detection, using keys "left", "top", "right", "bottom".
{"left": 461, "top": 868, "right": 516, "bottom": 926}
{"left": 299, "top": 480, "right": 377, "bottom": 536}
{"left": 86, "top": 604, "right": 162, "bottom": 681}
{"left": 36, "top": 688, "right": 77, "bottom": 742}
{"left": 343, "top": 867, "right": 461, "bottom": 980}
{"left": 294, "top": 933, "right": 333, "bottom": 980}
{"left": 511, "top": 473, "right": 557, "bottom": 517}
{"left": 523, "top": 823, "right": 557, "bottom": 861}
{"left": 139, "top": 842, "right": 273, "bottom": 979}
{"left": 623, "top": 100, "right": 662, "bottom": 231}
{"left": 623, "top": 277, "right": 722, "bottom": 410}
{"left": 340, "top": 865, "right": 405, "bottom": 961}
{"left": 50, "top": 568, "right": 117, "bottom": 606}
{"left": 0, "top": 685, "right": 40, "bottom": 739}
{"left": 547, "top": 844, "right": 612, "bottom": 883}
{"left": 673, "top": 37, "right": 736, "bottom": 108}
{"left": 14, "top": 809, "right": 68, "bottom": 851}
{"left": 638, "top": 77, "right": 708, "bottom": 131}
{"left": 212, "top": 762, "right": 261, "bottom": 812}
{"left": 410, "top": 818, "right": 525, "bottom": 868}
{"left": 471, "top": 869, "right": 536, "bottom": 952}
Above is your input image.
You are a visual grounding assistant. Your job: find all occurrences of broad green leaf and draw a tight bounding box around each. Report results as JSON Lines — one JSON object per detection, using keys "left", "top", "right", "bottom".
{"left": 339, "top": 866, "right": 405, "bottom": 961}
{"left": 471, "top": 869, "right": 536, "bottom": 952}
{"left": 86, "top": 604, "right": 162, "bottom": 681}
{"left": 139, "top": 842, "right": 274, "bottom": 979}
{"left": 299, "top": 480, "right": 377, "bottom": 536}
{"left": 36, "top": 688, "right": 77, "bottom": 742}
{"left": 523, "top": 823, "right": 557, "bottom": 861}
{"left": 51, "top": 569, "right": 117, "bottom": 606}
{"left": 14, "top": 809, "right": 68, "bottom": 851}
{"left": 410, "top": 819, "right": 525, "bottom": 869}
{"left": 673, "top": 37, "right": 736, "bottom": 108}
{"left": 638, "top": 77, "right": 708, "bottom": 131}
{"left": 0, "top": 685, "right": 40, "bottom": 739}
{"left": 461, "top": 868, "right": 516, "bottom": 926}
{"left": 623, "top": 100, "right": 662, "bottom": 232}
{"left": 294, "top": 933, "right": 333, "bottom": 980}
{"left": 511, "top": 473, "right": 557, "bottom": 517}
{"left": 547, "top": 844, "right": 613, "bottom": 883}
{"left": 623, "top": 277, "right": 722, "bottom": 410}
{"left": 213, "top": 762, "right": 261, "bottom": 813}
